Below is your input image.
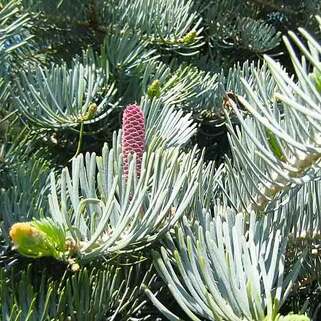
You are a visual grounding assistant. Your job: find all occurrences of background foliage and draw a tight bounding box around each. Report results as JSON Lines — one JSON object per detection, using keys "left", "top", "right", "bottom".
{"left": 1, "top": 0, "right": 321, "bottom": 320}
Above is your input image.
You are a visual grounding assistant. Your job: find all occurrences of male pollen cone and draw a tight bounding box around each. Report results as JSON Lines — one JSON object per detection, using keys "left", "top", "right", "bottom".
{"left": 122, "top": 104, "right": 145, "bottom": 178}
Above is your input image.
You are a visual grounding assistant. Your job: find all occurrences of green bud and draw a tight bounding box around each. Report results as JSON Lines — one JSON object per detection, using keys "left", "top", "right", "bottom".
{"left": 266, "top": 129, "right": 286, "bottom": 162}
{"left": 147, "top": 80, "right": 161, "bottom": 98}
{"left": 82, "top": 103, "right": 97, "bottom": 121}
{"left": 9, "top": 219, "right": 69, "bottom": 260}
{"left": 10, "top": 222, "right": 51, "bottom": 258}
{"left": 180, "top": 31, "right": 197, "bottom": 45}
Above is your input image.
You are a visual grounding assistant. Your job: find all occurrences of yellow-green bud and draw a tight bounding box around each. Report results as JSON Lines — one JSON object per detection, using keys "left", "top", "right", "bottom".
{"left": 10, "top": 222, "right": 52, "bottom": 258}
{"left": 147, "top": 80, "right": 161, "bottom": 98}
{"left": 9, "top": 219, "right": 69, "bottom": 260}
{"left": 82, "top": 103, "right": 97, "bottom": 121}
{"left": 180, "top": 31, "right": 197, "bottom": 45}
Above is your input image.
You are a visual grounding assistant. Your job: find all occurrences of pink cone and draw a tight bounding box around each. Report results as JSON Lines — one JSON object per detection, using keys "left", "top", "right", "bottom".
{"left": 122, "top": 104, "right": 145, "bottom": 178}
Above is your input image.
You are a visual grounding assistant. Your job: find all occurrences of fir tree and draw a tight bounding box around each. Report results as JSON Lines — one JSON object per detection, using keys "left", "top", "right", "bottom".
{"left": 1, "top": 0, "right": 321, "bottom": 320}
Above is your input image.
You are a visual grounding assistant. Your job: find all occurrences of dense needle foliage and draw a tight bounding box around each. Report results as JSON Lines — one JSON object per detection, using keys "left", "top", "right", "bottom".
{"left": 1, "top": 0, "right": 321, "bottom": 320}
